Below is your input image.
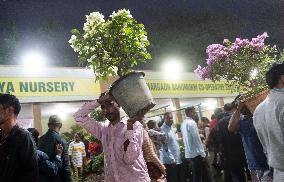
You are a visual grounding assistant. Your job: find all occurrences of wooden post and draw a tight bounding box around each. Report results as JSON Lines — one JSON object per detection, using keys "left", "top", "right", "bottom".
{"left": 171, "top": 98, "right": 183, "bottom": 123}
{"left": 217, "top": 98, "right": 225, "bottom": 108}
{"left": 32, "top": 103, "right": 42, "bottom": 135}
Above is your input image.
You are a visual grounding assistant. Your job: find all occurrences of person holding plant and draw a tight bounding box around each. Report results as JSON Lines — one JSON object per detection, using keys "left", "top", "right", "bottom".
{"left": 228, "top": 100, "right": 272, "bottom": 182}
{"left": 73, "top": 92, "right": 150, "bottom": 182}
{"left": 68, "top": 132, "right": 86, "bottom": 180}
{"left": 254, "top": 61, "right": 284, "bottom": 182}
{"left": 216, "top": 103, "right": 248, "bottom": 182}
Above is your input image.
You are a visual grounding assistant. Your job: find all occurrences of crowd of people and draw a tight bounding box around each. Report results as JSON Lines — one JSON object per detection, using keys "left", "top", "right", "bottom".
{"left": 0, "top": 61, "right": 283, "bottom": 182}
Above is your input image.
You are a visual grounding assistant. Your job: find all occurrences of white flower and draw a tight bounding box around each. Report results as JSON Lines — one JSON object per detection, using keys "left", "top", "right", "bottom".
{"left": 69, "top": 35, "right": 80, "bottom": 52}
{"left": 83, "top": 45, "right": 90, "bottom": 52}
{"left": 88, "top": 54, "right": 97, "bottom": 63}
{"left": 83, "top": 12, "right": 105, "bottom": 32}
{"left": 111, "top": 66, "right": 118, "bottom": 74}
{"left": 87, "top": 64, "right": 94, "bottom": 69}
{"left": 110, "top": 9, "right": 133, "bottom": 19}
{"left": 102, "top": 50, "right": 110, "bottom": 60}
{"left": 68, "top": 35, "right": 77, "bottom": 44}
{"left": 87, "top": 12, "right": 105, "bottom": 23}
{"left": 83, "top": 33, "right": 88, "bottom": 39}
{"left": 140, "top": 34, "right": 148, "bottom": 41}
{"left": 110, "top": 11, "right": 117, "bottom": 18}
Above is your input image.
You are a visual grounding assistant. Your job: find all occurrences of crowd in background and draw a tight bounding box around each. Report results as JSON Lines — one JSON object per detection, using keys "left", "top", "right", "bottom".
{"left": 0, "top": 61, "right": 283, "bottom": 182}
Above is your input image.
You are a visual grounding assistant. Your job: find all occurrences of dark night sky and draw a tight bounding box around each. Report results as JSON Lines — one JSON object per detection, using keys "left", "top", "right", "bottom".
{"left": 1, "top": 0, "right": 284, "bottom": 71}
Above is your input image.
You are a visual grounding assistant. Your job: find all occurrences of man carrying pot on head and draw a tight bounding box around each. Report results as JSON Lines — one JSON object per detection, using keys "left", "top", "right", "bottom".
{"left": 228, "top": 97, "right": 272, "bottom": 182}
{"left": 254, "top": 61, "right": 284, "bottom": 182}
{"left": 73, "top": 92, "right": 150, "bottom": 182}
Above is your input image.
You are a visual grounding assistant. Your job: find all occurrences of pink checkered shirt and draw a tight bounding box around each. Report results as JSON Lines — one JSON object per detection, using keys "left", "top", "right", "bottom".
{"left": 73, "top": 100, "right": 150, "bottom": 182}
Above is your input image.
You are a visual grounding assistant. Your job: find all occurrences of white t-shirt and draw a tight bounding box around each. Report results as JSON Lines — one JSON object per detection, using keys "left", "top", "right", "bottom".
{"left": 68, "top": 141, "right": 86, "bottom": 167}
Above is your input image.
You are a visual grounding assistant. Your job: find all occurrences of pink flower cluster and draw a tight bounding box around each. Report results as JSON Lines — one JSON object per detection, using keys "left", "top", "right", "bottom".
{"left": 195, "top": 32, "right": 269, "bottom": 80}
{"left": 194, "top": 65, "right": 212, "bottom": 80}
{"left": 206, "top": 44, "right": 229, "bottom": 65}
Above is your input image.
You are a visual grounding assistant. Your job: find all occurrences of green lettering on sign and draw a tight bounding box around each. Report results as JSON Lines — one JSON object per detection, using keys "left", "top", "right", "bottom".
{"left": 54, "top": 82, "right": 61, "bottom": 92}
{"left": 7, "top": 82, "right": 15, "bottom": 93}
{"left": 61, "top": 82, "right": 68, "bottom": 91}
{"left": 38, "top": 82, "right": 46, "bottom": 92}
{"left": 29, "top": 82, "right": 37, "bottom": 92}
{"left": 46, "top": 82, "right": 54, "bottom": 92}
{"left": 0, "top": 82, "right": 5, "bottom": 92}
{"left": 20, "top": 82, "right": 29, "bottom": 92}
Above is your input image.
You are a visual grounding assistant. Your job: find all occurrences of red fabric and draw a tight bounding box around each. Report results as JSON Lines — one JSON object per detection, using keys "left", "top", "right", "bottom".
{"left": 209, "top": 119, "right": 218, "bottom": 131}
{"left": 88, "top": 142, "right": 101, "bottom": 155}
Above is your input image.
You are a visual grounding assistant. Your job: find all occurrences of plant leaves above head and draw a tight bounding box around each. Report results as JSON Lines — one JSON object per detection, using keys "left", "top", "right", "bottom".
{"left": 69, "top": 9, "right": 152, "bottom": 80}
{"left": 194, "top": 33, "right": 279, "bottom": 99}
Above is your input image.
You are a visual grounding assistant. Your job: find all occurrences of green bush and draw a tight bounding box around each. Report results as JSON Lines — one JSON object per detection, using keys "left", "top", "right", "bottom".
{"left": 69, "top": 9, "right": 151, "bottom": 81}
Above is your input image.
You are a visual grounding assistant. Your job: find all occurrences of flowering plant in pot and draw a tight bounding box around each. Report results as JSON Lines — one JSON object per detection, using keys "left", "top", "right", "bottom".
{"left": 69, "top": 9, "right": 155, "bottom": 117}
{"left": 194, "top": 33, "right": 281, "bottom": 112}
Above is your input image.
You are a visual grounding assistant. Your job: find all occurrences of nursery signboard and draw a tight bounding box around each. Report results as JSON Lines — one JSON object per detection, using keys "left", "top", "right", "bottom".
{"left": 146, "top": 80, "right": 237, "bottom": 96}
{"left": 0, "top": 77, "right": 100, "bottom": 97}
{"left": 0, "top": 66, "right": 99, "bottom": 103}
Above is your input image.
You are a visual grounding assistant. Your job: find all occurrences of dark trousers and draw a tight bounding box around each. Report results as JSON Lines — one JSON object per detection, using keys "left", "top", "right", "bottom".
{"left": 224, "top": 159, "right": 233, "bottom": 182}
{"left": 224, "top": 159, "right": 246, "bottom": 182}
{"left": 164, "top": 164, "right": 186, "bottom": 182}
{"left": 230, "top": 164, "right": 246, "bottom": 182}
{"left": 191, "top": 155, "right": 212, "bottom": 182}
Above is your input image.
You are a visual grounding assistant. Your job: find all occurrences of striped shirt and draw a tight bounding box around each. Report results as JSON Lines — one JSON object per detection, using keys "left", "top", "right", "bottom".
{"left": 142, "top": 130, "right": 166, "bottom": 175}
{"left": 68, "top": 141, "right": 86, "bottom": 167}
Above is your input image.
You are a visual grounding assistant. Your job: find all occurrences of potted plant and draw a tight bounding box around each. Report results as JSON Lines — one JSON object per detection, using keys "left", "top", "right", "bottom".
{"left": 194, "top": 33, "right": 282, "bottom": 112}
{"left": 69, "top": 9, "right": 155, "bottom": 117}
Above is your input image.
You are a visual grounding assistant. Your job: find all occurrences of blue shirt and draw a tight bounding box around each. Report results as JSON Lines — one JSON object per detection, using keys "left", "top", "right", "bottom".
{"left": 37, "top": 150, "right": 62, "bottom": 177}
{"left": 239, "top": 116, "right": 269, "bottom": 170}
{"left": 181, "top": 117, "right": 205, "bottom": 159}
{"left": 159, "top": 124, "right": 182, "bottom": 164}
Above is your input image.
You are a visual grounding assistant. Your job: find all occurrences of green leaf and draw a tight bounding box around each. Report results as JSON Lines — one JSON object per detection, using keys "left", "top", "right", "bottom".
{"left": 69, "top": 9, "right": 152, "bottom": 81}
{"left": 71, "top": 28, "right": 80, "bottom": 35}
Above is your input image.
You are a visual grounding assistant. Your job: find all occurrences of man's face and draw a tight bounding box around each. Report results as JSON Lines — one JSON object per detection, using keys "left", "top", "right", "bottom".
{"left": 191, "top": 109, "right": 197, "bottom": 117}
{"left": 189, "top": 109, "right": 199, "bottom": 122}
{"left": 0, "top": 105, "right": 11, "bottom": 126}
{"left": 165, "top": 113, "right": 173, "bottom": 126}
{"left": 74, "top": 133, "right": 80, "bottom": 142}
{"left": 101, "top": 101, "right": 120, "bottom": 122}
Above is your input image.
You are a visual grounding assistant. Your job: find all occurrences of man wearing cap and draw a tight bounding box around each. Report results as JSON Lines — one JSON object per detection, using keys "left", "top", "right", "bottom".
{"left": 39, "top": 115, "right": 71, "bottom": 182}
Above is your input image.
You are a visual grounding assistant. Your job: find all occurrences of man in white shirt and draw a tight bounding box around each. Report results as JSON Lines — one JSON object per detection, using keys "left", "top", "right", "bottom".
{"left": 181, "top": 106, "right": 211, "bottom": 182}
{"left": 253, "top": 61, "right": 284, "bottom": 182}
